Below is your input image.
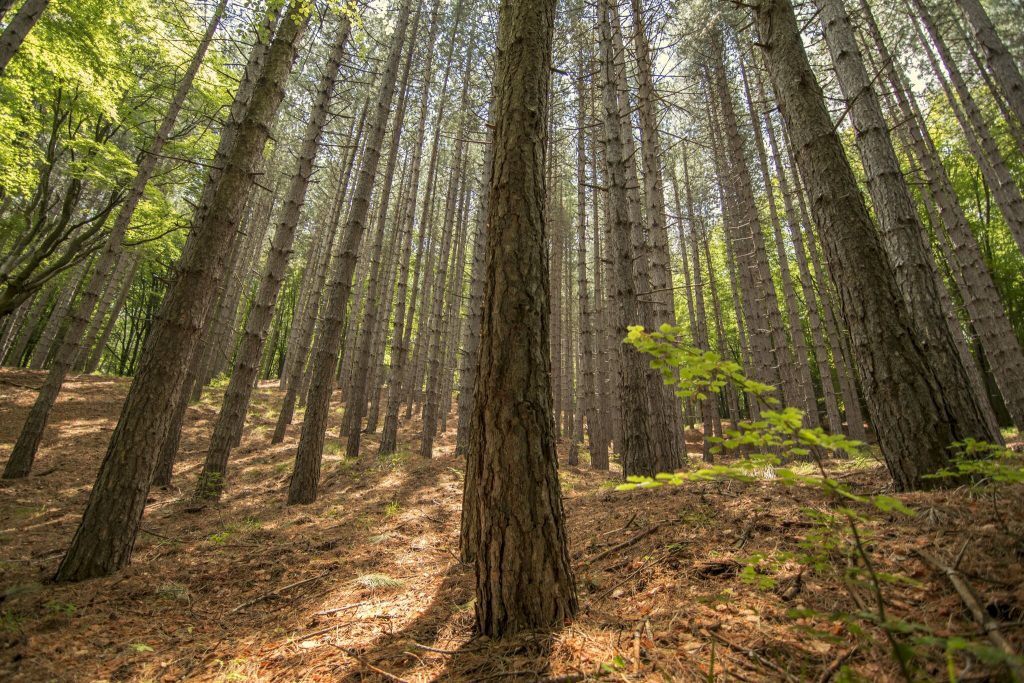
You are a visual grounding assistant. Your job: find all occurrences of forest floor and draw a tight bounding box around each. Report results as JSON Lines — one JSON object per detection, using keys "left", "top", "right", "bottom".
{"left": 0, "top": 369, "right": 1023, "bottom": 682}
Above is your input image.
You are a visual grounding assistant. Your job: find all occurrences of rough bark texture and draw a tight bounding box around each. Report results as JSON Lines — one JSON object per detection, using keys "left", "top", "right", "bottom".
{"left": 912, "top": 0, "right": 1024, "bottom": 256}
{"left": 956, "top": 0, "right": 1024, "bottom": 144}
{"left": 598, "top": 0, "right": 677, "bottom": 478}
{"left": 53, "top": 2, "right": 308, "bottom": 581}
{"left": 817, "top": 0, "right": 996, "bottom": 443}
{"left": 462, "top": 0, "right": 577, "bottom": 637}
{"left": 861, "top": 0, "right": 1024, "bottom": 432}
{"left": 757, "top": 0, "right": 974, "bottom": 490}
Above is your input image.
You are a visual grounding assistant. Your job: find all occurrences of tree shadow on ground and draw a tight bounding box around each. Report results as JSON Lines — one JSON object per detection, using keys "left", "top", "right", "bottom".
{"left": 341, "top": 559, "right": 565, "bottom": 682}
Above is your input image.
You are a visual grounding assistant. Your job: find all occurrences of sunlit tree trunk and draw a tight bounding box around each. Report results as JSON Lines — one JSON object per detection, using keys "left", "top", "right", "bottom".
{"left": 757, "top": 0, "right": 985, "bottom": 489}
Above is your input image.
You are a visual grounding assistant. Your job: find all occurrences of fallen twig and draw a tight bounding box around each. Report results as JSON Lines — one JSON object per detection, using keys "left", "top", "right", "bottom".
{"left": 230, "top": 569, "right": 337, "bottom": 614}
{"left": 915, "top": 547, "right": 1023, "bottom": 680}
{"left": 409, "top": 642, "right": 489, "bottom": 655}
{"left": 315, "top": 600, "right": 370, "bottom": 616}
{"left": 335, "top": 646, "right": 410, "bottom": 682}
{"left": 705, "top": 629, "right": 792, "bottom": 680}
{"left": 584, "top": 523, "right": 661, "bottom": 566}
{"left": 816, "top": 646, "right": 858, "bottom": 683}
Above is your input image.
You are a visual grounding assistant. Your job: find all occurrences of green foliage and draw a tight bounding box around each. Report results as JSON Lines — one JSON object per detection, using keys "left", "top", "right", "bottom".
{"left": 44, "top": 600, "right": 76, "bottom": 616}
{"left": 619, "top": 325, "right": 1023, "bottom": 679}
{"left": 927, "top": 439, "right": 1024, "bottom": 485}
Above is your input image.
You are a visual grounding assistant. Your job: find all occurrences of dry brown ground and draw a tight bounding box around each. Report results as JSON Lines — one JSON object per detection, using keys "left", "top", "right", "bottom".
{"left": 0, "top": 368, "right": 1022, "bottom": 682}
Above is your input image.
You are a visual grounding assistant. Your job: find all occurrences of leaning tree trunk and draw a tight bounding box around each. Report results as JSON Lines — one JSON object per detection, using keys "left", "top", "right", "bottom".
{"left": 0, "top": 0, "right": 49, "bottom": 74}
{"left": 956, "top": 0, "right": 1024, "bottom": 133}
{"left": 2, "top": 0, "right": 228, "bottom": 479}
{"left": 461, "top": 0, "right": 577, "bottom": 637}
{"left": 755, "top": 64, "right": 843, "bottom": 434}
{"left": 739, "top": 52, "right": 819, "bottom": 425}
{"left": 911, "top": 0, "right": 1024, "bottom": 256}
{"left": 862, "top": 0, "right": 1024, "bottom": 432}
{"left": 54, "top": 2, "right": 309, "bottom": 582}
{"left": 378, "top": 0, "right": 451, "bottom": 455}
{"left": 287, "top": 0, "right": 411, "bottom": 505}
{"left": 756, "top": 0, "right": 983, "bottom": 490}
{"left": 195, "top": 17, "right": 351, "bottom": 499}
{"left": 817, "top": 0, "right": 997, "bottom": 442}
{"left": 342, "top": 10, "right": 419, "bottom": 458}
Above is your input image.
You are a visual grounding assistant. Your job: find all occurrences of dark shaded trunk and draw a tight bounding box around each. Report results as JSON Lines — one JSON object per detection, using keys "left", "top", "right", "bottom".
{"left": 461, "top": 0, "right": 577, "bottom": 636}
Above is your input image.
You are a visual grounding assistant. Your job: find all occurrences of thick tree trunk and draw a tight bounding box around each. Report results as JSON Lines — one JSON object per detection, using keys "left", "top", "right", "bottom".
{"left": 287, "top": 0, "right": 411, "bottom": 505}
{"left": 817, "top": 0, "right": 996, "bottom": 442}
{"left": 54, "top": 2, "right": 308, "bottom": 581}
{"left": 462, "top": 0, "right": 577, "bottom": 636}
{"left": 862, "top": 0, "right": 1024, "bottom": 432}
{"left": 757, "top": 0, "right": 983, "bottom": 490}
{"left": 755, "top": 65, "right": 843, "bottom": 434}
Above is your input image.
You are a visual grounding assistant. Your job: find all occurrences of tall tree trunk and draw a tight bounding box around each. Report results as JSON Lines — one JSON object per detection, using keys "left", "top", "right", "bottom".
{"left": 54, "top": 2, "right": 309, "bottom": 581}
{"left": 956, "top": 0, "right": 1024, "bottom": 130}
{"left": 378, "top": 0, "right": 453, "bottom": 455}
{"left": 817, "top": 0, "right": 997, "bottom": 442}
{"left": 911, "top": 0, "right": 1024, "bottom": 256}
{"left": 454, "top": 118, "right": 493, "bottom": 460}
{"left": 195, "top": 17, "right": 351, "bottom": 499}
{"left": 342, "top": 9, "right": 419, "bottom": 458}
{"left": 597, "top": 0, "right": 675, "bottom": 478}
{"left": 26, "top": 257, "right": 90, "bottom": 371}
{"left": 461, "top": 0, "right": 577, "bottom": 636}
{"left": 756, "top": 0, "right": 986, "bottom": 490}
{"left": 574, "top": 71, "right": 598, "bottom": 462}
{"left": 287, "top": 0, "right": 411, "bottom": 505}
{"left": 272, "top": 98, "right": 368, "bottom": 442}
{"left": 862, "top": 0, "right": 1024, "bottom": 431}
{"left": 739, "top": 52, "right": 819, "bottom": 425}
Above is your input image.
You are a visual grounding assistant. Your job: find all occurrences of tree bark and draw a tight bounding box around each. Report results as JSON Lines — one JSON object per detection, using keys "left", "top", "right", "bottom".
{"left": 757, "top": 0, "right": 982, "bottom": 490}
{"left": 287, "top": 0, "right": 411, "bottom": 505}
{"left": 195, "top": 17, "right": 351, "bottom": 499}
{"left": 462, "top": 0, "right": 577, "bottom": 636}
{"left": 54, "top": 2, "right": 309, "bottom": 581}
{"left": 817, "top": 0, "right": 996, "bottom": 442}
{"left": 956, "top": 0, "right": 1024, "bottom": 131}
{"left": 0, "top": 0, "right": 48, "bottom": 74}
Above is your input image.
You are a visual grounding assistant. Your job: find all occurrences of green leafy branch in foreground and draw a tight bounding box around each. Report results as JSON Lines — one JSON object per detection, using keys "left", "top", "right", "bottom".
{"left": 616, "top": 324, "right": 1024, "bottom": 682}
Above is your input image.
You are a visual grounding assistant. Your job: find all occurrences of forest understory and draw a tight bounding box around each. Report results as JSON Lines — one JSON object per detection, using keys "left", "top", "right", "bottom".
{"left": 2, "top": 370, "right": 1022, "bottom": 682}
